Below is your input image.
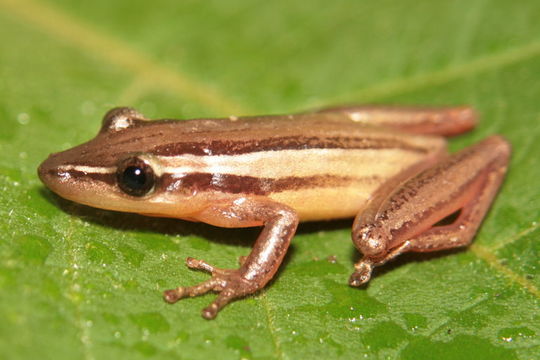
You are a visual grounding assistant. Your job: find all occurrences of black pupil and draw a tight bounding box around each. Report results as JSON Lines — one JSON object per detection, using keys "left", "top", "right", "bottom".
{"left": 123, "top": 166, "right": 147, "bottom": 189}
{"left": 117, "top": 158, "right": 155, "bottom": 197}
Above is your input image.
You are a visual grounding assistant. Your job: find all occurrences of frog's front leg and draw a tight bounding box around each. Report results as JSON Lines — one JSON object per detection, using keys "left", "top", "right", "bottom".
{"left": 350, "top": 136, "right": 511, "bottom": 286}
{"left": 163, "top": 198, "right": 299, "bottom": 319}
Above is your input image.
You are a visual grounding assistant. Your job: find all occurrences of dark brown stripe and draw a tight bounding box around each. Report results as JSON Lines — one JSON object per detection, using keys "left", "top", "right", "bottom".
{"left": 48, "top": 169, "right": 380, "bottom": 196}
{"left": 162, "top": 172, "right": 379, "bottom": 196}
{"left": 48, "top": 169, "right": 115, "bottom": 185}
{"left": 151, "top": 135, "right": 428, "bottom": 157}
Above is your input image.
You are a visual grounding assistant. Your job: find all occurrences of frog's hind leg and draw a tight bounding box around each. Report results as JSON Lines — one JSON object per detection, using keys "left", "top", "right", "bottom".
{"left": 350, "top": 136, "right": 511, "bottom": 286}
{"left": 313, "top": 105, "right": 477, "bottom": 136}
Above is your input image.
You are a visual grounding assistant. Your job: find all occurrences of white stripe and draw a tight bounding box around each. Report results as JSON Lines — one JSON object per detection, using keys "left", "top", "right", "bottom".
{"left": 57, "top": 148, "right": 429, "bottom": 181}
{"left": 158, "top": 148, "right": 426, "bottom": 179}
{"left": 58, "top": 165, "right": 116, "bottom": 173}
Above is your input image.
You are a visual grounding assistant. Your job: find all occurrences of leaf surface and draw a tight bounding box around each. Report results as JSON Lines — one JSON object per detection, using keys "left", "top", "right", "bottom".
{"left": 0, "top": 0, "right": 539, "bottom": 359}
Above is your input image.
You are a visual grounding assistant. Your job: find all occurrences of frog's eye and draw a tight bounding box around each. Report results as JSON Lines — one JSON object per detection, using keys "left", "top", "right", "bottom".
{"left": 116, "top": 157, "right": 156, "bottom": 197}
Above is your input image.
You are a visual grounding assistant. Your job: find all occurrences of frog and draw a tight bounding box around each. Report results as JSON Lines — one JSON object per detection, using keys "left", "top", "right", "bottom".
{"left": 38, "top": 105, "right": 510, "bottom": 319}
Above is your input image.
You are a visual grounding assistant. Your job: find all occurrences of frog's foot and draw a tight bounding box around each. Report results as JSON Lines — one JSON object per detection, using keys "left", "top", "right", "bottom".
{"left": 349, "top": 240, "right": 415, "bottom": 287}
{"left": 348, "top": 258, "right": 374, "bottom": 287}
{"left": 163, "top": 257, "right": 254, "bottom": 319}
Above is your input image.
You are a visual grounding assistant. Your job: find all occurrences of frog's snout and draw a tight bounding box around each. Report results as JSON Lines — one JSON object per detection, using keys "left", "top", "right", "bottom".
{"left": 37, "top": 152, "right": 62, "bottom": 188}
{"left": 37, "top": 152, "right": 85, "bottom": 199}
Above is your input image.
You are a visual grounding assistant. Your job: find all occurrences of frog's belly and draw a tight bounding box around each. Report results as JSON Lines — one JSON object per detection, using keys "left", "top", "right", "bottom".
{"left": 270, "top": 184, "right": 377, "bottom": 221}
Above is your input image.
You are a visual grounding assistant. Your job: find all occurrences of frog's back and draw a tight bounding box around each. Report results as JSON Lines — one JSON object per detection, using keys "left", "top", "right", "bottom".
{"left": 145, "top": 114, "right": 448, "bottom": 221}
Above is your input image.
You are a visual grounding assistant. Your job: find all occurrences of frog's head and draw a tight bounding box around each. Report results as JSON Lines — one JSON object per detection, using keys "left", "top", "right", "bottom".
{"left": 38, "top": 108, "right": 205, "bottom": 218}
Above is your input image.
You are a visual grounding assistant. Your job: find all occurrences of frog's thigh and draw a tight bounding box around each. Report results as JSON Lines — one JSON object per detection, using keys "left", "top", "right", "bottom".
{"left": 399, "top": 135, "right": 511, "bottom": 253}
{"left": 407, "top": 170, "right": 507, "bottom": 252}
{"left": 353, "top": 136, "right": 510, "bottom": 258}
{"left": 350, "top": 136, "right": 510, "bottom": 286}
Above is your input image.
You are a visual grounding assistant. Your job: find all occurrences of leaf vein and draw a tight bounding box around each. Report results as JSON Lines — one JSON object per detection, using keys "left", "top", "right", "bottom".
{"left": 0, "top": 0, "right": 247, "bottom": 115}
{"left": 260, "top": 292, "right": 284, "bottom": 360}
{"left": 329, "top": 39, "right": 540, "bottom": 103}
{"left": 64, "top": 214, "right": 95, "bottom": 360}
{"left": 470, "top": 244, "right": 540, "bottom": 299}
{"left": 489, "top": 219, "right": 540, "bottom": 251}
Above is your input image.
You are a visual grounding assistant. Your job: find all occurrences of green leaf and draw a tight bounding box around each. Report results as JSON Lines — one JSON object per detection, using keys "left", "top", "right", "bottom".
{"left": 1, "top": 0, "right": 539, "bottom": 359}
